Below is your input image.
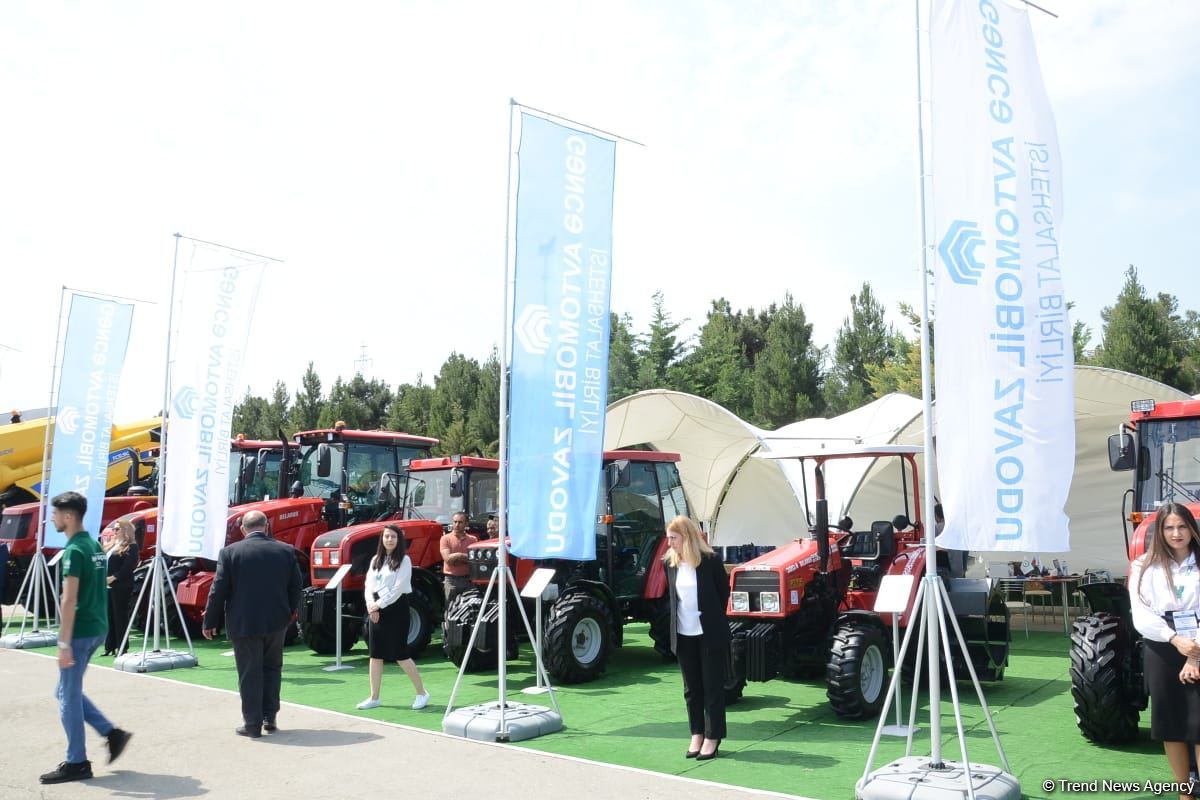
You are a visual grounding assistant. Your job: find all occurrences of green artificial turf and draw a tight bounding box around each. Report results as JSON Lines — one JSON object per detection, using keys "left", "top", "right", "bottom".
{"left": 5, "top": 616, "right": 1171, "bottom": 800}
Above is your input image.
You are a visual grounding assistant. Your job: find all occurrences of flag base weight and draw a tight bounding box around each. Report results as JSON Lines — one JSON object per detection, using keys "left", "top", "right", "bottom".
{"left": 856, "top": 756, "right": 1019, "bottom": 800}
{"left": 0, "top": 630, "right": 57, "bottom": 649}
{"left": 881, "top": 724, "right": 915, "bottom": 737}
{"left": 113, "top": 649, "right": 198, "bottom": 673}
{"left": 442, "top": 700, "right": 562, "bottom": 742}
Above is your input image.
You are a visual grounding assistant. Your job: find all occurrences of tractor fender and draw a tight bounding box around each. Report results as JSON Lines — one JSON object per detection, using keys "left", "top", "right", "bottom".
{"left": 1077, "top": 581, "right": 1133, "bottom": 620}
{"left": 641, "top": 537, "right": 672, "bottom": 600}
{"left": 560, "top": 580, "right": 622, "bottom": 644}
{"left": 886, "top": 548, "right": 926, "bottom": 628}
{"left": 833, "top": 609, "right": 889, "bottom": 638}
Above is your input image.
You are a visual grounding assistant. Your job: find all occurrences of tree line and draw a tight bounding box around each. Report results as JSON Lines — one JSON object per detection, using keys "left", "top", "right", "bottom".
{"left": 232, "top": 266, "right": 1199, "bottom": 454}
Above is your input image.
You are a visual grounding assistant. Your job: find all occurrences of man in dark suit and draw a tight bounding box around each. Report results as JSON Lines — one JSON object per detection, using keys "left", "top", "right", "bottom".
{"left": 202, "top": 510, "right": 302, "bottom": 739}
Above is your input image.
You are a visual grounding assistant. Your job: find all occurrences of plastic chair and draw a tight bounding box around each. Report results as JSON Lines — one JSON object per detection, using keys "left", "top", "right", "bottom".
{"left": 996, "top": 578, "right": 1032, "bottom": 637}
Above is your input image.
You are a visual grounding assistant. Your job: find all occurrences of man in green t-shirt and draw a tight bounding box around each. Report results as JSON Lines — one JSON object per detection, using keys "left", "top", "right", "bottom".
{"left": 39, "top": 491, "right": 132, "bottom": 785}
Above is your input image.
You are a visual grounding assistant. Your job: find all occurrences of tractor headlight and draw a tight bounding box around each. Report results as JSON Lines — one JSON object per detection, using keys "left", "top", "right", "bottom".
{"left": 731, "top": 591, "right": 750, "bottom": 612}
{"left": 760, "top": 592, "right": 780, "bottom": 613}
{"left": 329, "top": 551, "right": 340, "bottom": 566}
{"left": 313, "top": 550, "right": 324, "bottom": 566}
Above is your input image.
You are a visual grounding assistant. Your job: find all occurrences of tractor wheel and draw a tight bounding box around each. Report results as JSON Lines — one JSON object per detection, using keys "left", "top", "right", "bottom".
{"left": 442, "top": 589, "right": 495, "bottom": 672}
{"left": 544, "top": 593, "right": 614, "bottom": 684}
{"left": 1070, "top": 612, "right": 1141, "bottom": 743}
{"left": 827, "top": 620, "right": 889, "bottom": 719}
{"left": 303, "top": 616, "right": 359, "bottom": 656}
{"left": 648, "top": 595, "right": 675, "bottom": 661}
{"left": 405, "top": 590, "right": 434, "bottom": 656}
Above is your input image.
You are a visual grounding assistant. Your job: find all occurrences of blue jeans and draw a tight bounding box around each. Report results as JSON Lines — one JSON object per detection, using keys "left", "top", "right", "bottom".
{"left": 56, "top": 634, "right": 113, "bottom": 763}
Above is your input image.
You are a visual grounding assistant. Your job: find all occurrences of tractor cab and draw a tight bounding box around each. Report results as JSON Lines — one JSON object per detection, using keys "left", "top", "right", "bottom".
{"left": 397, "top": 455, "right": 500, "bottom": 535}
{"left": 228, "top": 435, "right": 296, "bottom": 507}
{"left": 288, "top": 425, "right": 438, "bottom": 531}
{"left": 445, "top": 450, "right": 688, "bottom": 683}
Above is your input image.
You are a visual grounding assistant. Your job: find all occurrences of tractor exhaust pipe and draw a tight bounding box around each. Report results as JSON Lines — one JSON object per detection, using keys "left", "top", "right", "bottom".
{"left": 277, "top": 429, "right": 291, "bottom": 501}
{"left": 815, "top": 498, "right": 830, "bottom": 573}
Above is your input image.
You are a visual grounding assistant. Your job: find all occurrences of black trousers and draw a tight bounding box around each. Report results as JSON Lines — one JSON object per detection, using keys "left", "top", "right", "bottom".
{"left": 231, "top": 629, "right": 286, "bottom": 728}
{"left": 105, "top": 585, "right": 132, "bottom": 655}
{"left": 676, "top": 634, "right": 727, "bottom": 740}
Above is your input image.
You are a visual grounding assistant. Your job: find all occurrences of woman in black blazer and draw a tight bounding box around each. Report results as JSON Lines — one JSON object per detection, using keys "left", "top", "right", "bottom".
{"left": 664, "top": 515, "right": 730, "bottom": 760}
{"left": 103, "top": 520, "right": 139, "bottom": 657}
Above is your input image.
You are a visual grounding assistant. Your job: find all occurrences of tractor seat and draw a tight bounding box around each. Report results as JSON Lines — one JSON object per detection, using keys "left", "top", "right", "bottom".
{"left": 872, "top": 520, "right": 896, "bottom": 561}
{"left": 842, "top": 531, "right": 881, "bottom": 560}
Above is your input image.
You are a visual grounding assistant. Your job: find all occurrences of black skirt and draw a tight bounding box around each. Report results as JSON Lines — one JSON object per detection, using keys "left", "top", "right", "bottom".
{"left": 1144, "top": 638, "right": 1200, "bottom": 742}
{"left": 367, "top": 595, "right": 412, "bottom": 662}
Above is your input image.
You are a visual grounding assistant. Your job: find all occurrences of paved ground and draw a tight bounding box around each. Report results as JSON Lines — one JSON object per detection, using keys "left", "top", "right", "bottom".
{"left": 0, "top": 647, "right": 809, "bottom": 800}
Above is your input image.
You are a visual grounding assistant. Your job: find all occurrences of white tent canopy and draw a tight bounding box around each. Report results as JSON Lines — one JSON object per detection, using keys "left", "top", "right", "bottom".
{"left": 605, "top": 367, "right": 1190, "bottom": 576}
{"left": 604, "top": 390, "right": 923, "bottom": 543}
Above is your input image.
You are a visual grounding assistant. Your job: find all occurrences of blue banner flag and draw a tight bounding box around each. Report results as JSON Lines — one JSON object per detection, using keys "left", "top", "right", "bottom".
{"left": 507, "top": 112, "right": 616, "bottom": 561}
{"left": 43, "top": 295, "right": 135, "bottom": 548}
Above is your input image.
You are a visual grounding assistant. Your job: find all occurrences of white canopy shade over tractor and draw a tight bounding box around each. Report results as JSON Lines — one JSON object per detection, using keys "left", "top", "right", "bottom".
{"left": 604, "top": 366, "right": 1190, "bottom": 576}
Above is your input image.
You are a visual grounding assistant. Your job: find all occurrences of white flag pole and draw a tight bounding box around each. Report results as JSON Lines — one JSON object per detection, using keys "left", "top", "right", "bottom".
{"left": 857, "top": 2, "right": 1021, "bottom": 796}
{"left": 116, "top": 233, "right": 197, "bottom": 672}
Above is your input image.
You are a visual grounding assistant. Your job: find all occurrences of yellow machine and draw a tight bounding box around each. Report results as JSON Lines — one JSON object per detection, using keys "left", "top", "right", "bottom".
{"left": 0, "top": 415, "right": 160, "bottom": 508}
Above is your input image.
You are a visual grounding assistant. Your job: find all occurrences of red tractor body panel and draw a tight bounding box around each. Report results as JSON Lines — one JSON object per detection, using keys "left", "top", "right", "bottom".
{"left": 2, "top": 494, "right": 157, "bottom": 558}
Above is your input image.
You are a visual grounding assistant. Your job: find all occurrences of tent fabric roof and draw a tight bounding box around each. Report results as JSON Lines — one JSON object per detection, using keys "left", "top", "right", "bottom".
{"left": 604, "top": 367, "right": 1192, "bottom": 575}
{"left": 604, "top": 390, "right": 923, "bottom": 540}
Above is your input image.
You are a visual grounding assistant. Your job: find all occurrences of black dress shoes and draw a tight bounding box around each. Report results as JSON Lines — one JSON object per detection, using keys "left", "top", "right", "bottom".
{"left": 696, "top": 740, "right": 722, "bottom": 761}
{"left": 235, "top": 725, "right": 262, "bottom": 739}
{"left": 39, "top": 761, "right": 92, "bottom": 784}
{"left": 263, "top": 718, "right": 278, "bottom": 733}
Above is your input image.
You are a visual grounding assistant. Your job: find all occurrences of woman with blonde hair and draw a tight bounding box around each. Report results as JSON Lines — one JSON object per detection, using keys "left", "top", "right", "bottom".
{"left": 103, "top": 519, "right": 138, "bottom": 657}
{"left": 663, "top": 515, "right": 729, "bottom": 760}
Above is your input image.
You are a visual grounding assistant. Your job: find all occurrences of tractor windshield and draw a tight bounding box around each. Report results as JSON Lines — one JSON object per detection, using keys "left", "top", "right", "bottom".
{"left": 1136, "top": 419, "right": 1200, "bottom": 512}
{"left": 403, "top": 468, "right": 499, "bottom": 526}
{"left": 228, "top": 450, "right": 284, "bottom": 505}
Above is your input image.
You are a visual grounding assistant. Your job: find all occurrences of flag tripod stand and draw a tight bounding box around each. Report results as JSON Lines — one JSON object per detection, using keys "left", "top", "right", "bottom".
{"left": 856, "top": 1, "right": 1019, "bottom": 797}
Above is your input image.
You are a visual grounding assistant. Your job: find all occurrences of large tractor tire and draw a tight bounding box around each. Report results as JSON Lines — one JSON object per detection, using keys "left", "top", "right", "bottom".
{"left": 303, "top": 615, "right": 361, "bottom": 656}
{"left": 126, "top": 561, "right": 194, "bottom": 639}
{"left": 543, "top": 593, "right": 614, "bottom": 684}
{"left": 442, "top": 588, "right": 510, "bottom": 672}
{"left": 724, "top": 631, "right": 747, "bottom": 705}
{"left": 1070, "top": 612, "right": 1141, "bottom": 743}
{"left": 648, "top": 595, "right": 675, "bottom": 661}
{"left": 405, "top": 589, "right": 434, "bottom": 656}
{"left": 827, "top": 620, "right": 889, "bottom": 719}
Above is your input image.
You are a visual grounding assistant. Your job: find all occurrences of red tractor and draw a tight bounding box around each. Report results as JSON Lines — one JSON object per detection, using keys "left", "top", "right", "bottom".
{"left": 1, "top": 445, "right": 159, "bottom": 604}
{"left": 726, "top": 445, "right": 1010, "bottom": 718}
{"left": 443, "top": 451, "right": 687, "bottom": 684}
{"left": 1070, "top": 397, "right": 1200, "bottom": 743}
{"left": 301, "top": 455, "right": 499, "bottom": 655}
{"left": 123, "top": 426, "right": 436, "bottom": 638}
{"left": 117, "top": 435, "right": 294, "bottom": 632}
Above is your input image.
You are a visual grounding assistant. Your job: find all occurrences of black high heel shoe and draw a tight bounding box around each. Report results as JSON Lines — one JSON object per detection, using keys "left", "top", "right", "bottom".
{"left": 695, "top": 740, "right": 722, "bottom": 761}
{"left": 685, "top": 748, "right": 700, "bottom": 759}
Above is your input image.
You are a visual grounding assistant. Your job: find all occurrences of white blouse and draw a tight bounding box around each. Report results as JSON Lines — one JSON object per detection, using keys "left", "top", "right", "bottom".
{"left": 675, "top": 561, "right": 703, "bottom": 636}
{"left": 364, "top": 555, "right": 412, "bottom": 610}
{"left": 1129, "top": 552, "right": 1200, "bottom": 643}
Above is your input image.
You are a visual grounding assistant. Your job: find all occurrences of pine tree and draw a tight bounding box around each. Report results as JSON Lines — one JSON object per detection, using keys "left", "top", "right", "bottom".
{"left": 636, "top": 291, "right": 686, "bottom": 390}
{"left": 823, "top": 283, "right": 895, "bottom": 414}
{"left": 466, "top": 348, "right": 501, "bottom": 455}
{"left": 387, "top": 376, "right": 433, "bottom": 436}
{"left": 752, "top": 294, "right": 823, "bottom": 428}
{"left": 292, "top": 362, "right": 323, "bottom": 432}
{"left": 682, "top": 299, "right": 752, "bottom": 417}
{"left": 607, "top": 312, "right": 640, "bottom": 403}
{"left": 1094, "top": 266, "right": 1180, "bottom": 387}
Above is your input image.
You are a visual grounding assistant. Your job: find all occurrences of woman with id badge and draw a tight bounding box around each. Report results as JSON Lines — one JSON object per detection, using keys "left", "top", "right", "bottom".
{"left": 1130, "top": 503, "right": 1200, "bottom": 796}
{"left": 356, "top": 525, "right": 430, "bottom": 711}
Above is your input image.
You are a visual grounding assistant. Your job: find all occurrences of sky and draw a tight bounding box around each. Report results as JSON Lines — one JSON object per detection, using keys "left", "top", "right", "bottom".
{"left": 1, "top": 0, "right": 1197, "bottom": 422}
